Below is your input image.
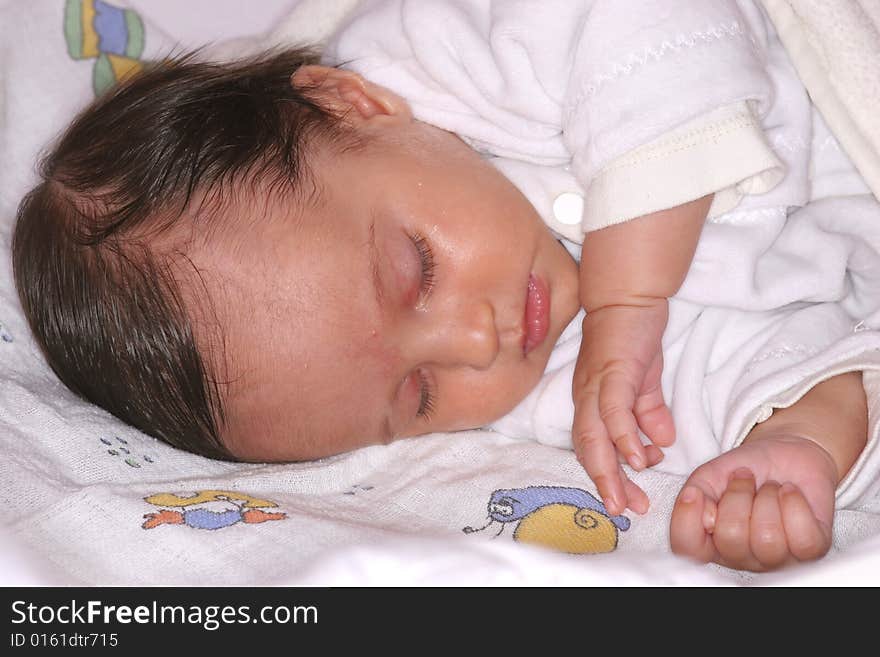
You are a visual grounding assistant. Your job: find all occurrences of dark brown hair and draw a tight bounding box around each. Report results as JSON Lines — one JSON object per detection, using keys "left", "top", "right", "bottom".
{"left": 12, "top": 48, "right": 351, "bottom": 459}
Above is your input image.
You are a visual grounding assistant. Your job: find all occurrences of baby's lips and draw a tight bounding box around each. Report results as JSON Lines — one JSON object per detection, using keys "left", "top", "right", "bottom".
{"left": 523, "top": 273, "right": 550, "bottom": 354}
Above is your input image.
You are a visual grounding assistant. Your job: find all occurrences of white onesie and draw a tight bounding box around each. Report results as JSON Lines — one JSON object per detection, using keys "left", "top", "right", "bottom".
{"left": 324, "top": 0, "right": 880, "bottom": 507}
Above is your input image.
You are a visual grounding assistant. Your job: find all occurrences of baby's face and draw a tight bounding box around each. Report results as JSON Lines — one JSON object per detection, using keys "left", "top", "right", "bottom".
{"left": 197, "top": 100, "right": 579, "bottom": 461}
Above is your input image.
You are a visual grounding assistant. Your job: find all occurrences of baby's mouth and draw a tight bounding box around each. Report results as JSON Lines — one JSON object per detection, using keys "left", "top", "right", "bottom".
{"left": 523, "top": 273, "right": 550, "bottom": 355}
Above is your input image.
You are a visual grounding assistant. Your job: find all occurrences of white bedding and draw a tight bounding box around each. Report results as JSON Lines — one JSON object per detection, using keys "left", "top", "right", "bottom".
{"left": 2, "top": 0, "right": 880, "bottom": 586}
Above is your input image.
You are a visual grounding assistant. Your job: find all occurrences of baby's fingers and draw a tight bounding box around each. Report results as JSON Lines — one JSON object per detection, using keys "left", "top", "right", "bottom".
{"left": 620, "top": 469, "right": 649, "bottom": 515}
{"left": 634, "top": 402, "right": 675, "bottom": 450}
{"left": 644, "top": 444, "right": 664, "bottom": 468}
{"left": 572, "top": 392, "right": 627, "bottom": 515}
{"left": 598, "top": 370, "right": 648, "bottom": 471}
{"left": 634, "top": 353, "right": 676, "bottom": 448}
{"left": 670, "top": 485, "right": 718, "bottom": 563}
{"left": 779, "top": 483, "right": 832, "bottom": 562}
{"left": 749, "top": 481, "right": 789, "bottom": 570}
{"left": 713, "top": 468, "right": 758, "bottom": 567}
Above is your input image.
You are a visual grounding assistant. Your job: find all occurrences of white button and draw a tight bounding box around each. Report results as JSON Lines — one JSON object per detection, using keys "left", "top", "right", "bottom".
{"left": 552, "top": 192, "right": 584, "bottom": 226}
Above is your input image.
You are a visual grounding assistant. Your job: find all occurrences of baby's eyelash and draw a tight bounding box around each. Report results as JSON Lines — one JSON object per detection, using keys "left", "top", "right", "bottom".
{"left": 416, "top": 369, "right": 436, "bottom": 421}
{"left": 410, "top": 233, "right": 436, "bottom": 296}
{"left": 408, "top": 234, "right": 436, "bottom": 419}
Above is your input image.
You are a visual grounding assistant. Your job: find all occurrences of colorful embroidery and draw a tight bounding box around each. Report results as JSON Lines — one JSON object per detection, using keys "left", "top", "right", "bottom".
{"left": 100, "top": 435, "right": 154, "bottom": 468}
{"left": 464, "top": 485, "right": 630, "bottom": 554}
{"left": 142, "top": 490, "right": 287, "bottom": 530}
{"left": 64, "top": 0, "right": 147, "bottom": 95}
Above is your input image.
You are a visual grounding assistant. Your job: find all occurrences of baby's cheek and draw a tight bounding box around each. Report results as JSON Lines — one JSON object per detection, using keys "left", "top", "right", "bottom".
{"left": 442, "top": 366, "right": 538, "bottom": 429}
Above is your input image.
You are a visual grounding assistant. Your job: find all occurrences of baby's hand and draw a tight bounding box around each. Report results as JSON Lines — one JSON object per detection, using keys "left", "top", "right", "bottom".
{"left": 571, "top": 299, "right": 676, "bottom": 515}
{"left": 670, "top": 435, "right": 837, "bottom": 571}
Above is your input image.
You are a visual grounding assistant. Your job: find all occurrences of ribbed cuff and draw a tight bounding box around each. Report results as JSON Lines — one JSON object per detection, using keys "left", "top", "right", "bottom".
{"left": 582, "top": 101, "right": 785, "bottom": 232}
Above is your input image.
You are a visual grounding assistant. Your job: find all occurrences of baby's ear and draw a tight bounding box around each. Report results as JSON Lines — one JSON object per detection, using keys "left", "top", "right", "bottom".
{"left": 291, "top": 65, "right": 412, "bottom": 124}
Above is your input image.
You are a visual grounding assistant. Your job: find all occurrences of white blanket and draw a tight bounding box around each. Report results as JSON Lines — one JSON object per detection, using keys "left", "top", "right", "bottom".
{"left": 761, "top": 0, "right": 880, "bottom": 199}
{"left": 2, "top": 0, "right": 880, "bottom": 586}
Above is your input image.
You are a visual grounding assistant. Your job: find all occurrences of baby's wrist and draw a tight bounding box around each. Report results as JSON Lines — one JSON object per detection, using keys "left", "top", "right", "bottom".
{"left": 743, "top": 373, "right": 868, "bottom": 485}
{"left": 744, "top": 428, "right": 841, "bottom": 484}
{"left": 579, "top": 291, "right": 668, "bottom": 315}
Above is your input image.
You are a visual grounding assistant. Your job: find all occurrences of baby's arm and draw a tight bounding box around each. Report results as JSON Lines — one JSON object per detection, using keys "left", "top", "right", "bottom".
{"left": 670, "top": 372, "right": 868, "bottom": 571}
{"left": 572, "top": 195, "right": 712, "bottom": 515}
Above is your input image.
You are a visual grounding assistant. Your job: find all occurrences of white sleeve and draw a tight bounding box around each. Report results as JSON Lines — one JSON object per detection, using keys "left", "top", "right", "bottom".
{"left": 561, "top": 0, "right": 775, "bottom": 188}
{"left": 581, "top": 101, "right": 785, "bottom": 232}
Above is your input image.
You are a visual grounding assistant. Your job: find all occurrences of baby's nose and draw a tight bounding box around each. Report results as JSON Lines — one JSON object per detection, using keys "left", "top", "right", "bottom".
{"left": 453, "top": 300, "right": 499, "bottom": 369}
{"left": 416, "top": 300, "right": 500, "bottom": 370}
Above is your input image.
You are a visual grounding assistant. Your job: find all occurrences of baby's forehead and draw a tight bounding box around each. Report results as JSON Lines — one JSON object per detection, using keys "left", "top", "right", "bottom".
{"left": 178, "top": 183, "right": 353, "bottom": 347}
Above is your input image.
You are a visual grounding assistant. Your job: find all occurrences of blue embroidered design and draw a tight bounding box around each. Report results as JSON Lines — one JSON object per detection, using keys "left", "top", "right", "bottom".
{"left": 464, "top": 485, "right": 630, "bottom": 554}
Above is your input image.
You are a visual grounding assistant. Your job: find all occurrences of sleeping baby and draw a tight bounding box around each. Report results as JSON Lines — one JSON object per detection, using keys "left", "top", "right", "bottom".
{"left": 12, "top": 0, "right": 880, "bottom": 572}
